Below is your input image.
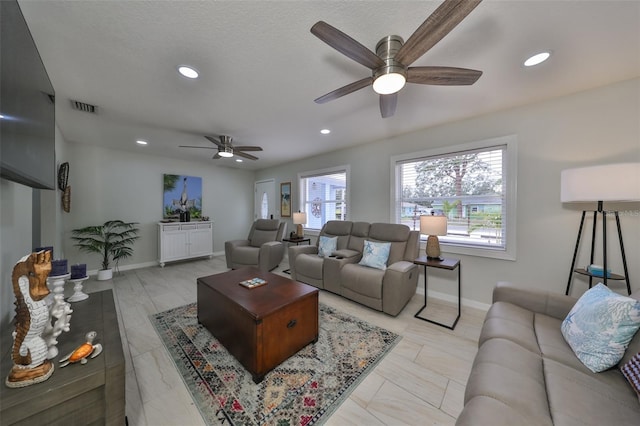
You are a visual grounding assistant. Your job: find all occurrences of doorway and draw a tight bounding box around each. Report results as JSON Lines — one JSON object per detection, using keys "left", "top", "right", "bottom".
{"left": 254, "top": 179, "right": 276, "bottom": 220}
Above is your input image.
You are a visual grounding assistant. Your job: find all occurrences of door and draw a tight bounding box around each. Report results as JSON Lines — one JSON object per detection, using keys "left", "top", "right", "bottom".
{"left": 255, "top": 179, "right": 276, "bottom": 220}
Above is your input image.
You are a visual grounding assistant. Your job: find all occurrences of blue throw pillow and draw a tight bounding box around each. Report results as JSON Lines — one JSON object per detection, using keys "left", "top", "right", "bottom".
{"left": 318, "top": 236, "right": 337, "bottom": 257}
{"left": 561, "top": 283, "right": 640, "bottom": 372}
{"left": 359, "top": 240, "right": 391, "bottom": 270}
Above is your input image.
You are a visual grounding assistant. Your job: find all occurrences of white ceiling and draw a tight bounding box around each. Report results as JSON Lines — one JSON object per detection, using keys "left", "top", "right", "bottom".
{"left": 18, "top": 0, "right": 640, "bottom": 170}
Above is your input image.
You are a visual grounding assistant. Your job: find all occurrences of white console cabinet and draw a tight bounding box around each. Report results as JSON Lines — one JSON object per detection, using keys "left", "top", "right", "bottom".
{"left": 158, "top": 221, "right": 214, "bottom": 267}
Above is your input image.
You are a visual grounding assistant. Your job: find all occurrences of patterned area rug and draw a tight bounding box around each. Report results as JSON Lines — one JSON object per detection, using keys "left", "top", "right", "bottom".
{"left": 151, "top": 302, "right": 400, "bottom": 425}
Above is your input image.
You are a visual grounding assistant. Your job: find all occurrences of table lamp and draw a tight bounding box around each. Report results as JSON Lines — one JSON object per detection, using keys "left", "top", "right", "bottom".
{"left": 561, "top": 162, "right": 639, "bottom": 295}
{"left": 293, "top": 212, "right": 307, "bottom": 238}
{"left": 420, "top": 214, "right": 448, "bottom": 260}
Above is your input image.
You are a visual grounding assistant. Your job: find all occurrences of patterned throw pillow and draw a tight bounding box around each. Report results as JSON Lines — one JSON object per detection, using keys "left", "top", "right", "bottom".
{"left": 561, "top": 283, "right": 640, "bottom": 373}
{"left": 358, "top": 240, "right": 391, "bottom": 270}
{"left": 318, "top": 236, "right": 337, "bottom": 257}
{"left": 621, "top": 352, "right": 640, "bottom": 402}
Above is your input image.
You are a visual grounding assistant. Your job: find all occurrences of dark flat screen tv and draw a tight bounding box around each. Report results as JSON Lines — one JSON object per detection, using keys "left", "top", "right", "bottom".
{"left": 1, "top": 0, "right": 56, "bottom": 190}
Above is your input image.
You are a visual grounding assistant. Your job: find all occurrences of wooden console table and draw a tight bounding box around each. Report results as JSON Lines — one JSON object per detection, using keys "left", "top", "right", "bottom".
{"left": 0, "top": 290, "right": 125, "bottom": 425}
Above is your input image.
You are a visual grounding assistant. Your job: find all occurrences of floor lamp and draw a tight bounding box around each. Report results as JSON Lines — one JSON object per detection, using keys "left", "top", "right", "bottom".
{"left": 561, "top": 163, "right": 639, "bottom": 295}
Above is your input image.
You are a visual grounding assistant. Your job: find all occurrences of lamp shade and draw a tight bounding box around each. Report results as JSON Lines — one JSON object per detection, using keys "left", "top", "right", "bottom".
{"left": 293, "top": 212, "right": 307, "bottom": 225}
{"left": 420, "top": 215, "right": 447, "bottom": 236}
{"left": 561, "top": 163, "right": 640, "bottom": 202}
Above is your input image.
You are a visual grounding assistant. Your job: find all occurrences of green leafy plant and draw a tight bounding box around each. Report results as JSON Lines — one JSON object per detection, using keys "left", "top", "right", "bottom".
{"left": 71, "top": 220, "right": 140, "bottom": 271}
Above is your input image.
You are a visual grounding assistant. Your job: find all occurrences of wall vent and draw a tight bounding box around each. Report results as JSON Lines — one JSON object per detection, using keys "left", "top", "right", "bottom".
{"left": 70, "top": 100, "right": 98, "bottom": 113}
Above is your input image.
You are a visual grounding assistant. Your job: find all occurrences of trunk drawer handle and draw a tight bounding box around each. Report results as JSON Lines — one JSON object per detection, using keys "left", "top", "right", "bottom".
{"left": 287, "top": 319, "right": 297, "bottom": 328}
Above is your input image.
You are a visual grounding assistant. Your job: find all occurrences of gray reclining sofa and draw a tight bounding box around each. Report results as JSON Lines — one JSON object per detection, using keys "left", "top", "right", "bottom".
{"left": 288, "top": 220, "right": 420, "bottom": 316}
{"left": 457, "top": 282, "right": 640, "bottom": 425}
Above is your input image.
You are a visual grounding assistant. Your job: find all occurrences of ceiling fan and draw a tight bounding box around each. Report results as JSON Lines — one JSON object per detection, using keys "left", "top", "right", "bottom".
{"left": 180, "top": 135, "right": 263, "bottom": 160}
{"left": 311, "top": 0, "right": 483, "bottom": 118}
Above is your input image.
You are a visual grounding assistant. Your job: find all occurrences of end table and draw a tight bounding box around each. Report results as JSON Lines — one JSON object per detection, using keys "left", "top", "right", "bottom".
{"left": 282, "top": 237, "right": 311, "bottom": 274}
{"left": 414, "top": 256, "right": 461, "bottom": 330}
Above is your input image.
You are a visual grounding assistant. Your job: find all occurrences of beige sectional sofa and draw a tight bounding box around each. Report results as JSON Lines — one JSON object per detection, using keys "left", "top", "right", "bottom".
{"left": 457, "top": 282, "right": 640, "bottom": 426}
{"left": 288, "top": 221, "right": 420, "bottom": 316}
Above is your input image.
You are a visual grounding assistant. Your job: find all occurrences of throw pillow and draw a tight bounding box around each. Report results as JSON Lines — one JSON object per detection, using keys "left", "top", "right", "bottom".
{"left": 620, "top": 352, "right": 640, "bottom": 402}
{"left": 318, "top": 236, "right": 337, "bottom": 257}
{"left": 359, "top": 240, "right": 391, "bottom": 270}
{"left": 561, "top": 283, "right": 640, "bottom": 373}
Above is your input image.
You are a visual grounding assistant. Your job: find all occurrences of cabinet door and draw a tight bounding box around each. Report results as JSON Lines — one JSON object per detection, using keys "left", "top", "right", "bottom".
{"left": 162, "top": 231, "right": 189, "bottom": 260}
{"left": 189, "top": 228, "right": 213, "bottom": 256}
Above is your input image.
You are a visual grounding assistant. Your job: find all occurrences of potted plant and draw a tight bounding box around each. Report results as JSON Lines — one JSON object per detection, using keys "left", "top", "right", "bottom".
{"left": 71, "top": 220, "right": 140, "bottom": 280}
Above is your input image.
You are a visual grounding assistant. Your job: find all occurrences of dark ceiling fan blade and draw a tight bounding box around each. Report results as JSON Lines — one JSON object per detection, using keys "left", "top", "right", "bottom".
{"left": 395, "top": 0, "right": 482, "bottom": 66}
{"left": 234, "top": 146, "right": 263, "bottom": 152}
{"left": 179, "top": 145, "right": 216, "bottom": 149}
{"left": 234, "top": 151, "right": 258, "bottom": 161}
{"left": 311, "top": 21, "right": 385, "bottom": 70}
{"left": 204, "top": 135, "right": 223, "bottom": 147}
{"left": 407, "top": 66, "right": 482, "bottom": 85}
{"left": 315, "top": 77, "right": 373, "bottom": 104}
{"left": 380, "top": 93, "right": 398, "bottom": 118}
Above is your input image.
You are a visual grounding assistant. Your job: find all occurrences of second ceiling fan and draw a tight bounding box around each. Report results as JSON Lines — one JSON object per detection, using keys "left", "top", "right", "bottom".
{"left": 180, "top": 135, "right": 263, "bottom": 160}
{"left": 311, "top": 0, "right": 483, "bottom": 118}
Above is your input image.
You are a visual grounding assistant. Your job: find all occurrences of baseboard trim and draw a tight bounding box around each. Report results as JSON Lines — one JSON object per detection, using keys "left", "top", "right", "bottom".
{"left": 419, "top": 288, "right": 490, "bottom": 312}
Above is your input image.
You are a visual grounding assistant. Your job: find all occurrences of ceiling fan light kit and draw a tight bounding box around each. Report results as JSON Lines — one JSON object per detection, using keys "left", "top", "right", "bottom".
{"left": 311, "top": 0, "right": 483, "bottom": 118}
{"left": 372, "top": 35, "right": 407, "bottom": 95}
{"left": 218, "top": 145, "right": 233, "bottom": 157}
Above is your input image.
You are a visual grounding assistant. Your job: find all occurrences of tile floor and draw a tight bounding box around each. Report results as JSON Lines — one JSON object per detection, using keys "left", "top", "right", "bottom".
{"left": 73, "top": 255, "right": 487, "bottom": 426}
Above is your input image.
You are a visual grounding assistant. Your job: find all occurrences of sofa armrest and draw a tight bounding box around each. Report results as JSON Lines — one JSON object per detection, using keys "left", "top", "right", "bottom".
{"left": 288, "top": 245, "right": 318, "bottom": 278}
{"left": 323, "top": 254, "right": 361, "bottom": 294}
{"left": 258, "top": 241, "right": 284, "bottom": 271}
{"left": 493, "top": 282, "right": 578, "bottom": 320}
{"left": 225, "top": 239, "right": 250, "bottom": 268}
{"left": 382, "top": 261, "right": 420, "bottom": 316}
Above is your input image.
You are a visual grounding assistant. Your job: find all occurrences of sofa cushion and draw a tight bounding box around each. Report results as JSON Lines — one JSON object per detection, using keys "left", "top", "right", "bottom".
{"left": 341, "top": 263, "right": 384, "bottom": 299}
{"left": 296, "top": 254, "right": 325, "bottom": 280}
{"left": 464, "top": 338, "right": 553, "bottom": 425}
{"left": 318, "top": 236, "right": 337, "bottom": 257}
{"left": 231, "top": 246, "right": 259, "bottom": 265}
{"left": 347, "top": 221, "right": 370, "bottom": 252}
{"left": 358, "top": 240, "right": 391, "bottom": 270}
{"left": 544, "top": 358, "right": 640, "bottom": 425}
{"left": 368, "top": 223, "right": 410, "bottom": 264}
{"left": 249, "top": 219, "right": 280, "bottom": 247}
{"left": 561, "top": 283, "right": 640, "bottom": 372}
{"left": 479, "top": 301, "right": 541, "bottom": 355}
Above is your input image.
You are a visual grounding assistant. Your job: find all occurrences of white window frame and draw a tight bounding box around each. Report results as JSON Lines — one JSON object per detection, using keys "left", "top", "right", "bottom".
{"left": 298, "top": 165, "right": 350, "bottom": 234}
{"left": 390, "top": 135, "right": 518, "bottom": 261}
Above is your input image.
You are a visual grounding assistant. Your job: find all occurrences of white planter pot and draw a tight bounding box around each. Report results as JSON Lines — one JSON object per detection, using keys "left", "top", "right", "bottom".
{"left": 97, "top": 269, "right": 113, "bottom": 281}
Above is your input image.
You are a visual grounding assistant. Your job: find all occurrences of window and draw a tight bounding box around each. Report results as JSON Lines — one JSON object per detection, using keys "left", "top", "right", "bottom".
{"left": 299, "top": 165, "right": 350, "bottom": 231}
{"left": 391, "top": 135, "right": 517, "bottom": 260}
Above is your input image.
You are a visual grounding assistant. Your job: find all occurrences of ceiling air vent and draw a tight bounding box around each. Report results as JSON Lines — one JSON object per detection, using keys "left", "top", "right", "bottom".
{"left": 70, "top": 100, "right": 98, "bottom": 113}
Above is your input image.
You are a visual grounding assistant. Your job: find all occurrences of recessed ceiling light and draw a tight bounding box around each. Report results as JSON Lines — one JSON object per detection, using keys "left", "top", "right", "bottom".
{"left": 136, "top": 140, "right": 148, "bottom": 145}
{"left": 320, "top": 129, "right": 331, "bottom": 135}
{"left": 178, "top": 65, "right": 199, "bottom": 79}
{"left": 235, "top": 158, "right": 243, "bottom": 163}
{"left": 0, "top": 114, "right": 5, "bottom": 119}
{"left": 524, "top": 52, "right": 551, "bottom": 67}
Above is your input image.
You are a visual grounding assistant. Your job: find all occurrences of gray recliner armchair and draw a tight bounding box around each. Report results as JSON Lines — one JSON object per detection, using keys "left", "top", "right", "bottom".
{"left": 225, "top": 219, "right": 287, "bottom": 272}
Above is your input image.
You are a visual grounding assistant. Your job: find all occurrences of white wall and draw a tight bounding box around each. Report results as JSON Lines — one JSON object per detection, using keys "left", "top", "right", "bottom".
{"left": 61, "top": 142, "right": 256, "bottom": 272}
{"left": 256, "top": 78, "right": 640, "bottom": 305}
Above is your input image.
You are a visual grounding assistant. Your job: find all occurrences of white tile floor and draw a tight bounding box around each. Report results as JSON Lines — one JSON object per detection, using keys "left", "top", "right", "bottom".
{"left": 73, "top": 256, "right": 487, "bottom": 426}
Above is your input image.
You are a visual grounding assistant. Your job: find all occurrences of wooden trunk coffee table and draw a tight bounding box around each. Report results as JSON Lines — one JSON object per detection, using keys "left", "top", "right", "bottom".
{"left": 197, "top": 267, "right": 319, "bottom": 383}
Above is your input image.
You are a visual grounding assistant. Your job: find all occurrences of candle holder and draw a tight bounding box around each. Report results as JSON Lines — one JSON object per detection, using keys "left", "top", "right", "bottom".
{"left": 67, "top": 276, "right": 90, "bottom": 302}
{"left": 43, "top": 273, "right": 73, "bottom": 359}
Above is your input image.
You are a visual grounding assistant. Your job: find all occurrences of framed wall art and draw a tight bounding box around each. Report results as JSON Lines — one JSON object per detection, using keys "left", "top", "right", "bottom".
{"left": 280, "top": 182, "right": 291, "bottom": 217}
{"left": 163, "top": 174, "right": 202, "bottom": 220}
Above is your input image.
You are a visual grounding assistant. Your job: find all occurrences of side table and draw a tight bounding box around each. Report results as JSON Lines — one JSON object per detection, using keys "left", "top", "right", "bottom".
{"left": 282, "top": 237, "right": 311, "bottom": 274}
{"left": 414, "top": 256, "right": 461, "bottom": 330}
